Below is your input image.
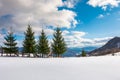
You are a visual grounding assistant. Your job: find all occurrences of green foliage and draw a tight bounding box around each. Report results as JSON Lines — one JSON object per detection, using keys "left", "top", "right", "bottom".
{"left": 52, "top": 28, "right": 67, "bottom": 57}
{"left": 3, "top": 31, "right": 18, "bottom": 56}
{"left": 37, "top": 29, "right": 50, "bottom": 57}
{"left": 81, "top": 49, "right": 86, "bottom": 57}
{"left": 23, "top": 24, "right": 36, "bottom": 57}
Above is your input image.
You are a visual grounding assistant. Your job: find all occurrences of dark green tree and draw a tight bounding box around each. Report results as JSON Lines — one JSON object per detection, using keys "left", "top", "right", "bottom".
{"left": 0, "top": 46, "right": 3, "bottom": 56}
{"left": 38, "top": 29, "right": 50, "bottom": 58}
{"left": 52, "top": 28, "right": 67, "bottom": 57}
{"left": 81, "top": 49, "right": 86, "bottom": 57}
{"left": 3, "top": 31, "right": 18, "bottom": 56}
{"left": 23, "top": 25, "right": 36, "bottom": 57}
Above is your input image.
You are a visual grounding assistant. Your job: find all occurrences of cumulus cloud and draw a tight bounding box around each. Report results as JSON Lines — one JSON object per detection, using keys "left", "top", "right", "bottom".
{"left": 0, "top": 0, "right": 77, "bottom": 34}
{"left": 63, "top": 0, "right": 80, "bottom": 8}
{"left": 97, "top": 14, "right": 104, "bottom": 19}
{"left": 62, "top": 30, "right": 70, "bottom": 35}
{"left": 97, "top": 13, "right": 111, "bottom": 19}
{"left": 0, "top": 33, "right": 5, "bottom": 46}
{"left": 63, "top": 30, "right": 113, "bottom": 48}
{"left": 87, "top": 0, "right": 120, "bottom": 10}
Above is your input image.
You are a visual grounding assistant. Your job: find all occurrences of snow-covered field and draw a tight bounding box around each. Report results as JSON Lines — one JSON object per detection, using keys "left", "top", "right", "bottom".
{"left": 106, "top": 52, "right": 120, "bottom": 56}
{"left": 0, "top": 56, "right": 120, "bottom": 80}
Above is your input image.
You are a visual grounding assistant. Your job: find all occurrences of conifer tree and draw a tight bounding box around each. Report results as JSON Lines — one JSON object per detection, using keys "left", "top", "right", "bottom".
{"left": 38, "top": 29, "right": 50, "bottom": 57}
{"left": 52, "top": 28, "right": 67, "bottom": 57}
{"left": 81, "top": 49, "right": 86, "bottom": 57}
{"left": 23, "top": 25, "right": 36, "bottom": 57}
{"left": 3, "top": 31, "right": 18, "bottom": 56}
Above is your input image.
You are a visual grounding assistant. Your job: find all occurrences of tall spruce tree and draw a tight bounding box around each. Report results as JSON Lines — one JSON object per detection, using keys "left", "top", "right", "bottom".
{"left": 81, "top": 49, "right": 86, "bottom": 57}
{"left": 38, "top": 29, "right": 50, "bottom": 57}
{"left": 52, "top": 28, "right": 67, "bottom": 57}
{"left": 23, "top": 25, "right": 36, "bottom": 57}
{"left": 4, "top": 31, "right": 18, "bottom": 56}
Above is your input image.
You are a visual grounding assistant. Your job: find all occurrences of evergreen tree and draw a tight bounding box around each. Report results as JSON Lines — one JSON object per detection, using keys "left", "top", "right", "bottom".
{"left": 38, "top": 29, "right": 50, "bottom": 57}
{"left": 81, "top": 49, "right": 86, "bottom": 57}
{"left": 52, "top": 28, "right": 67, "bottom": 57}
{"left": 0, "top": 46, "right": 3, "bottom": 56}
{"left": 3, "top": 31, "right": 18, "bottom": 56}
{"left": 23, "top": 25, "right": 36, "bottom": 57}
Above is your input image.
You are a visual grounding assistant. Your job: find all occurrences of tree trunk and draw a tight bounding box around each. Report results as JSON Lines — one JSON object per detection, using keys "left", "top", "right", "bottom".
{"left": 16, "top": 53, "right": 19, "bottom": 57}
{"left": 10, "top": 53, "right": 11, "bottom": 56}
{"left": 22, "top": 53, "right": 24, "bottom": 57}
{"left": 33, "top": 53, "right": 37, "bottom": 58}
{"left": 1, "top": 53, "right": 3, "bottom": 56}
{"left": 6, "top": 53, "right": 8, "bottom": 56}
{"left": 28, "top": 53, "right": 30, "bottom": 57}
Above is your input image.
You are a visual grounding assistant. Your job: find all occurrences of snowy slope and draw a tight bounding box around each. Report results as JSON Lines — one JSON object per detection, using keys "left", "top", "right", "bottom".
{"left": 105, "top": 52, "right": 120, "bottom": 56}
{"left": 0, "top": 57, "right": 120, "bottom": 80}
{"left": 113, "top": 52, "right": 120, "bottom": 56}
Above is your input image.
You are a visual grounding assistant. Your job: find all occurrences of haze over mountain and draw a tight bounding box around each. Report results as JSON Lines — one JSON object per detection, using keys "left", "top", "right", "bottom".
{"left": 63, "top": 47, "right": 97, "bottom": 57}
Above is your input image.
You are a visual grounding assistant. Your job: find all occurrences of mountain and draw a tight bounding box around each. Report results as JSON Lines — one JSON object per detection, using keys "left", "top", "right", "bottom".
{"left": 89, "top": 37, "right": 120, "bottom": 56}
{"left": 63, "top": 47, "right": 97, "bottom": 57}
{"left": 18, "top": 47, "right": 97, "bottom": 57}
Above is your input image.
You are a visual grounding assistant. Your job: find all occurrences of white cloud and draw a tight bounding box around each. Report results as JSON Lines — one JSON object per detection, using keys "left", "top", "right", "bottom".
{"left": 0, "top": 0, "right": 77, "bottom": 34}
{"left": 71, "top": 31, "right": 86, "bottom": 37}
{"left": 97, "top": 14, "right": 104, "bottom": 19}
{"left": 63, "top": 0, "right": 80, "bottom": 8}
{"left": 87, "top": 0, "right": 120, "bottom": 10}
{"left": 0, "top": 29, "right": 113, "bottom": 48}
{"left": 0, "top": 33, "right": 5, "bottom": 46}
{"left": 97, "top": 13, "right": 111, "bottom": 19}
{"left": 44, "top": 28, "right": 54, "bottom": 36}
{"left": 0, "top": 0, "right": 79, "bottom": 47}
{"left": 63, "top": 30, "right": 113, "bottom": 48}
{"left": 16, "top": 40, "right": 23, "bottom": 47}
{"left": 93, "top": 37, "right": 113, "bottom": 42}
{"left": 62, "top": 30, "right": 70, "bottom": 35}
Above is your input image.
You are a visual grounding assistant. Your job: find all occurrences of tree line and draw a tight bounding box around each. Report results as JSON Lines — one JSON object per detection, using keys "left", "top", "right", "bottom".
{"left": 1, "top": 25, "right": 67, "bottom": 58}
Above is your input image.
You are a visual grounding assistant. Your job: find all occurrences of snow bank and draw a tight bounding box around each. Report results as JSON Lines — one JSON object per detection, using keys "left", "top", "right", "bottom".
{"left": 106, "top": 52, "right": 120, "bottom": 56}
{"left": 0, "top": 57, "right": 120, "bottom": 80}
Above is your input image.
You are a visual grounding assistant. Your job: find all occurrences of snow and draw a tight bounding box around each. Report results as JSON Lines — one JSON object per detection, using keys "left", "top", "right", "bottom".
{"left": 0, "top": 57, "right": 120, "bottom": 80}
{"left": 106, "top": 52, "right": 120, "bottom": 56}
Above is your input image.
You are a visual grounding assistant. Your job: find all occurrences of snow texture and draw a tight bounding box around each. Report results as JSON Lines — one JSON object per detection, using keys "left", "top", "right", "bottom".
{"left": 106, "top": 52, "right": 120, "bottom": 56}
{"left": 0, "top": 57, "right": 120, "bottom": 80}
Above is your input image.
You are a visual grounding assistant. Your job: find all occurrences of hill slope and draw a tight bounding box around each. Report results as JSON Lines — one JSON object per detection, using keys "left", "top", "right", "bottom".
{"left": 89, "top": 37, "right": 120, "bottom": 56}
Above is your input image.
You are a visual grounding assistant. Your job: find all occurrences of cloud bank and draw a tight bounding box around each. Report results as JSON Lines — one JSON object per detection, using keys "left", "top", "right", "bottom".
{"left": 63, "top": 30, "right": 113, "bottom": 48}
{"left": 0, "top": 0, "right": 115, "bottom": 48}
{"left": 0, "top": 0, "right": 77, "bottom": 33}
{"left": 87, "top": 0, "right": 120, "bottom": 10}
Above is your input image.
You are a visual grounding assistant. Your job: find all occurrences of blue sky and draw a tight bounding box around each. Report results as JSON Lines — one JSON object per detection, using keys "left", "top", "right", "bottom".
{"left": 0, "top": 0, "right": 120, "bottom": 48}
{"left": 67, "top": 0, "right": 120, "bottom": 38}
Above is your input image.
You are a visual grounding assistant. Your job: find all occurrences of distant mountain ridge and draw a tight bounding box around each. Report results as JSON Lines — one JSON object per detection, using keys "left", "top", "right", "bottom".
{"left": 18, "top": 47, "right": 97, "bottom": 57}
{"left": 63, "top": 47, "right": 97, "bottom": 57}
{"left": 89, "top": 37, "right": 120, "bottom": 56}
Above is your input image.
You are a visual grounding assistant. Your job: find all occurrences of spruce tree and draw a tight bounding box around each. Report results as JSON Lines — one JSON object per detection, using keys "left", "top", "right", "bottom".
{"left": 38, "top": 29, "right": 50, "bottom": 58}
{"left": 23, "top": 25, "right": 36, "bottom": 57}
{"left": 81, "top": 49, "right": 86, "bottom": 57}
{"left": 3, "top": 31, "right": 18, "bottom": 56}
{"left": 52, "top": 28, "right": 67, "bottom": 57}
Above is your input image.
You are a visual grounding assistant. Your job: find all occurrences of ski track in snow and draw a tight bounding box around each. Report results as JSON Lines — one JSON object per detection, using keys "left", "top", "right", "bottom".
{"left": 0, "top": 56, "right": 120, "bottom": 80}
